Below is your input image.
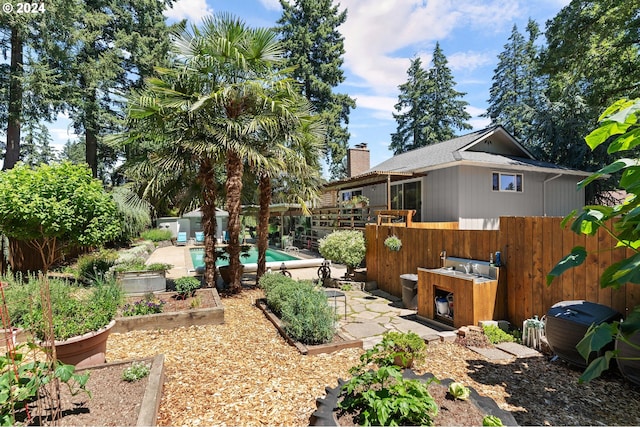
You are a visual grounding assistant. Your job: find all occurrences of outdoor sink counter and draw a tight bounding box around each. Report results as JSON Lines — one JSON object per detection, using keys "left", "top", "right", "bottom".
{"left": 417, "top": 257, "right": 500, "bottom": 328}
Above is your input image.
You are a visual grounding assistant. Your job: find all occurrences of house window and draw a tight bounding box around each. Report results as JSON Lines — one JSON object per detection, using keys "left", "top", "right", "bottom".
{"left": 340, "top": 189, "right": 362, "bottom": 202}
{"left": 390, "top": 181, "right": 421, "bottom": 221}
{"left": 492, "top": 172, "right": 523, "bottom": 192}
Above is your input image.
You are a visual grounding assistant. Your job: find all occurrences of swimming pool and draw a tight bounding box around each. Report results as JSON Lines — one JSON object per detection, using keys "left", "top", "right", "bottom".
{"left": 190, "top": 247, "right": 301, "bottom": 269}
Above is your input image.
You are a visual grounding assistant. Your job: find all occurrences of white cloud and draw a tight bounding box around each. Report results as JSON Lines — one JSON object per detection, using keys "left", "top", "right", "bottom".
{"left": 448, "top": 51, "right": 494, "bottom": 73}
{"left": 164, "top": 0, "right": 213, "bottom": 23}
{"left": 466, "top": 105, "right": 486, "bottom": 118}
{"left": 337, "top": 0, "right": 528, "bottom": 97}
{"left": 259, "top": 0, "right": 281, "bottom": 11}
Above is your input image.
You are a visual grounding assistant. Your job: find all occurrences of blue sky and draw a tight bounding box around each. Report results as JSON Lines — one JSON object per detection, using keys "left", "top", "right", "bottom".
{"left": 50, "top": 0, "right": 570, "bottom": 170}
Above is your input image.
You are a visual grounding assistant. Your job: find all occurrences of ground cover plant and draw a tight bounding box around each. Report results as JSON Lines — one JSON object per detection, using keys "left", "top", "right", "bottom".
{"left": 121, "top": 293, "right": 165, "bottom": 317}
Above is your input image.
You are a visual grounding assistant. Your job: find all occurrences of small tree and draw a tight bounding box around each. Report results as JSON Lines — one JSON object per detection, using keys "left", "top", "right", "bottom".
{"left": 0, "top": 162, "right": 121, "bottom": 272}
{"left": 318, "top": 230, "right": 366, "bottom": 276}
{"left": 547, "top": 98, "right": 640, "bottom": 382}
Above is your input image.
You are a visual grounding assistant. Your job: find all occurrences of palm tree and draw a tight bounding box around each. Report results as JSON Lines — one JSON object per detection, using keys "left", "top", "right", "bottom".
{"left": 250, "top": 93, "right": 325, "bottom": 280}
{"left": 122, "top": 13, "right": 319, "bottom": 292}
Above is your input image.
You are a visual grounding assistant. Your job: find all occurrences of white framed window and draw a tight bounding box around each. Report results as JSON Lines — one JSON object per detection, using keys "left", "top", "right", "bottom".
{"left": 492, "top": 172, "right": 523, "bottom": 192}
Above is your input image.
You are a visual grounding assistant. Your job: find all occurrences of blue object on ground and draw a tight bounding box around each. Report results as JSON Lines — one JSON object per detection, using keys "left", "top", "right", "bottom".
{"left": 195, "top": 231, "right": 204, "bottom": 245}
{"left": 176, "top": 231, "right": 187, "bottom": 246}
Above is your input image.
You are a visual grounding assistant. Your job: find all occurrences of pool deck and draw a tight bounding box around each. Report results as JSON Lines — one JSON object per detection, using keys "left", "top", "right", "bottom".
{"left": 146, "top": 244, "right": 455, "bottom": 349}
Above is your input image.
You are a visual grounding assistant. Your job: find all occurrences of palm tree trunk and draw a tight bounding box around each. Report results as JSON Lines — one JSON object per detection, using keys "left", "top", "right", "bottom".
{"left": 225, "top": 150, "right": 244, "bottom": 293}
{"left": 198, "top": 158, "right": 218, "bottom": 287}
{"left": 256, "top": 172, "right": 272, "bottom": 280}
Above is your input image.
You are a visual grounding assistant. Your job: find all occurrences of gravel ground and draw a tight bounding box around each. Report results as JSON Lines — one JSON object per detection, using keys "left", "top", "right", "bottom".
{"left": 107, "top": 288, "right": 640, "bottom": 426}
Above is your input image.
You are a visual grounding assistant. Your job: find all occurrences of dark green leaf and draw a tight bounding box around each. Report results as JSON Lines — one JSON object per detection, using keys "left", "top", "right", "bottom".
{"left": 579, "top": 351, "right": 617, "bottom": 383}
{"left": 546, "top": 246, "right": 587, "bottom": 285}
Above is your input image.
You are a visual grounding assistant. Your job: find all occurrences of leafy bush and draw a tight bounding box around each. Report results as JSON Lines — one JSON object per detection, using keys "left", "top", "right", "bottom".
{"left": 318, "top": 230, "right": 366, "bottom": 269}
{"left": 140, "top": 228, "right": 173, "bottom": 242}
{"left": 174, "top": 276, "right": 201, "bottom": 298}
{"left": 361, "top": 331, "right": 426, "bottom": 368}
{"left": 339, "top": 365, "right": 438, "bottom": 426}
{"left": 483, "top": 324, "right": 515, "bottom": 344}
{"left": 121, "top": 293, "right": 165, "bottom": 316}
{"left": 0, "top": 162, "right": 121, "bottom": 272}
{"left": 76, "top": 249, "right": 119, "bottom": 281}
{"left": 259, "top": 274, "right": 336, "bottom": 345}
{"left": 122, "top": 361, "right": 151, "bottom": 382}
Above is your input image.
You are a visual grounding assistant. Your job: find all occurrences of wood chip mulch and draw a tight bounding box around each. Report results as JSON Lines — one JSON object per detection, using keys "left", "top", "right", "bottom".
{"left": 107, "top": 288, "right": 640, "bottom": 426}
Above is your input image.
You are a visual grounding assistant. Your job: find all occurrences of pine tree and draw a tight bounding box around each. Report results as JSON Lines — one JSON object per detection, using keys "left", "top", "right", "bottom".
{"left": 21, "top": 122, "right": 56, "bottom": 166}
{"left": 423, "top": 43, "right": 471, "bottom": 145}
{"left": 277, "top": 0, "right": 355, "bottom": 178}
{"left": 61, "top": 0, "right": 174, "bottom": 179}
{"left": 485, "top": 20, "right": 544, "bottom": 145}
{"left": 390, "top": 57, "right": 431, "bottom": 155}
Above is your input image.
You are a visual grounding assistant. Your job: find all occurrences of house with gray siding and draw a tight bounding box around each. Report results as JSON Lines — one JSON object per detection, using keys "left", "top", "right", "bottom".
{"left": 326, "top": 126, "right": 591, "bottom": 230}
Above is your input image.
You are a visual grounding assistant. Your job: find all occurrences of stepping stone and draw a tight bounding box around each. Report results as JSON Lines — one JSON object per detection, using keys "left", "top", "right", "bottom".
{"left": 468, "top": 346, "right": 514, "bottom": 361}
{"left": 496, "top": 342, "right": 542, "bottom": 358}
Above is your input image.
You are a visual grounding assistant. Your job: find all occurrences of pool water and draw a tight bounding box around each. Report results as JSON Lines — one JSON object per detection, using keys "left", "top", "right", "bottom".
{"left": 190, "top": 247, "right": 300, "bottom": 268}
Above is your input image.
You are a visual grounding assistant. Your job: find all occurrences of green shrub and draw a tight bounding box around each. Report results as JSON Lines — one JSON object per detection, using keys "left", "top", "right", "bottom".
{"left": 260, "top": 274, "right": 336, "bottom": 345}
{"left": 339, "top": 365, "right": 438, "bottom": 426}
{"left": 318, "top": 230, "right": 366, "bottom": 269}
{"left": 77, "top": 249, "right": 119, "bottom": 280}
{"left": 281, "top": 287, "right": 335, "bottom": 345}
{"left": 262, "top": 275, "right": 301, "bottom": 316}
{"left": 122, "top": 361, "right": 151, "bottom": 382}
{"left": 174, "top": 276, "right": 201, "bottom": 298}
{"left": 483, "top": 324, "right": 515, "bottom": 344}
{"left": 140, "top": 228, "right": 173, "bottom": 242}
{"left": 362, "top": 331, "right": 426, "bottom": 368}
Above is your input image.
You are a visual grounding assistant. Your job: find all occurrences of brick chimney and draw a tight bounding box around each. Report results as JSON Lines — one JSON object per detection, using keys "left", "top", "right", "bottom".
{"left": 347, "top": 143, "right": 370, "bottom": 177}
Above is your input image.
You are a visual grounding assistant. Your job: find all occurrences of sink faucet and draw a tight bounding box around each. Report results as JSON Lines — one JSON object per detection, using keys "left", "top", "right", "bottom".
{"left": 459, "top": 263, "right": 470, "bottom": 274}
{"left": 440, "top": 250, "right": 446, "bottom": 267}
{"left": 472, "top": 263, "right": 480, "bottom": 275}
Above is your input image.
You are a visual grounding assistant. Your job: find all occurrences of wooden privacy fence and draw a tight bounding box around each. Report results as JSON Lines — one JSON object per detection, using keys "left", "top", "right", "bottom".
{"left": 365, "top": 216, "right": 640, "bottom": 327}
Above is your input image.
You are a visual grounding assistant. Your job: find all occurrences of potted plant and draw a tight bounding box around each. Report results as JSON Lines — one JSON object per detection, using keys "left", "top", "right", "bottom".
{"left": 5, "top": 275, "right": 124, "bottom": 368}
{"left": 113, "top": 259, "right": 172, "bottom": 294}
{"left": 384, "top": 235, "right": 402, "bottom": 252}
{"left": 318, "top": 230, "right": 366, "bottom": 279}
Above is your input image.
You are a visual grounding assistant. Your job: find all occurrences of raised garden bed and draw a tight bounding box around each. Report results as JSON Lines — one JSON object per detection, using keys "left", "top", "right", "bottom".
{"left": 310, "top": 370, "right": 518, "bottom": 426}
{"left": 256, "top": 298, "right": 362, "bottom": 355}
{"left": 20, "top": 354, "right": 165, "bottom": 426}
{"left": 113, "top": 288, "right": 224, "bottom": 333}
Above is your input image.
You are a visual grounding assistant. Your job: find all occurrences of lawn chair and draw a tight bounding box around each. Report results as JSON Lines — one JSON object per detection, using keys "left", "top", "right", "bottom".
{"left": 176, "top": 231, "right": 187, "bottom": 246}
{"left": 195, "top": 231, "right": 205, "bottom": 245}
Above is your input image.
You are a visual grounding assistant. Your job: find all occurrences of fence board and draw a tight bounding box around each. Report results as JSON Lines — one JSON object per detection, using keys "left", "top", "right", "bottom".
{"left": 366, "top": 217, "right": 640, "bottom": 328}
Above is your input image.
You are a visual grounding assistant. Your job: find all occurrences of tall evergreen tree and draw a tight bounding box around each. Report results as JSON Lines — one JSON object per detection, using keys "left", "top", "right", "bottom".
{"left": 61, "top": 0, "right": 174, "bottom": 179}
{"left": 485, "top": 20, "right": 543, "bottom": 145}
{"left": 537, "top": 0, "right": 639, "bottom": 202}
{"left": 423, "top": 43, "right": 471, "bottom": 145}
{"left": 277, "top": 0, "right": 355, "bottom": 178}
{"left": 0, "top": 1, "right": 72, "bottom": 169}
{"left": 21, "top": 122, "right": 56, "bottom": 166}
{"left": 390, "top": 57, "right": 431, "bottom": 155}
